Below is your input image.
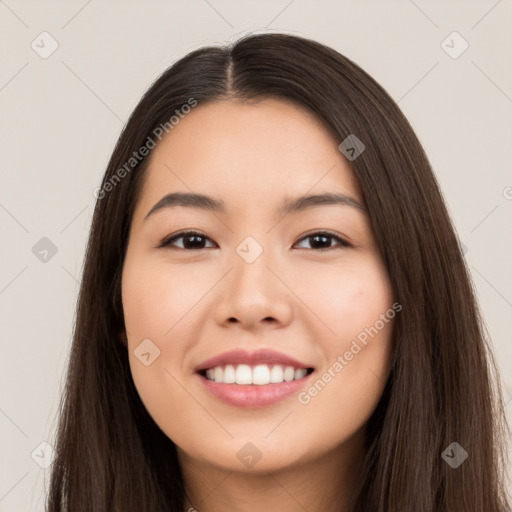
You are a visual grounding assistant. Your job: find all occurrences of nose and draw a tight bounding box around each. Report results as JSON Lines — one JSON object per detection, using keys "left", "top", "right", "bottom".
{"left": 213, "top": 248, "right": 293, "bottom": 331}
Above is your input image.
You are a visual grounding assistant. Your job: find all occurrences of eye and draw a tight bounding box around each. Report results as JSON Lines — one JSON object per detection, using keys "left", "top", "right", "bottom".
{"left": 293, "top": 230, "right": 351, "bottom": 251}
{"left": 157, "top": 230, "right": 216, "bottom": 250}
{"left": 158, "top": 229, "right": 350, "bottom": 251}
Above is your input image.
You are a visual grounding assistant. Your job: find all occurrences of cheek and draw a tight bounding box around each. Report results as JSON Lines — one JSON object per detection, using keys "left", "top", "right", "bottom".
{"left": 121, "top": 255, "right": 203, "bottom": 423}
{"left": 121, "top": 255, "right": 209, "bottom": 342}
{"left": 298, "top": 255, "right": 394, "bottom": 343}
{"left": 308, "top": 262, "right": 393, "bottom": 396}
{"left": 296, "top": 256, "right": 394, "bottom": 413}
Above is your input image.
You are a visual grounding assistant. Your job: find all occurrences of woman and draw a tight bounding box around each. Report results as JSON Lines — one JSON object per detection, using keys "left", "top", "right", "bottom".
{"left": 46, "top": 32, "right": 510, "bottom": 511}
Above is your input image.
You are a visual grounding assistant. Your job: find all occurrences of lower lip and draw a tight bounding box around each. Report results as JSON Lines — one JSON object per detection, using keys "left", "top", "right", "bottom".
{"left": 197, "top": 372, "right": 314, "bottom": 408}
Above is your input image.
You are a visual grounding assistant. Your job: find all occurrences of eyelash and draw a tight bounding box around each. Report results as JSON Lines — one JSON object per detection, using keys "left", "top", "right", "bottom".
{"left": 157, "top": 229, "right": 351, "bottom": 252}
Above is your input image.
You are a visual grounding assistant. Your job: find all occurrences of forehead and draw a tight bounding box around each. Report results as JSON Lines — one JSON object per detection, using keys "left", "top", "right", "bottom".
{"left": 134, "top": 99, "right": 363, "bottom": 221}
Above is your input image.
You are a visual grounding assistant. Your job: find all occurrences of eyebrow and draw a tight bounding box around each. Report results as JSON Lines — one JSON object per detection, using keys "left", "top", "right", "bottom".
{"left": 143, "top": 191, "right": 367, "bottom": 221}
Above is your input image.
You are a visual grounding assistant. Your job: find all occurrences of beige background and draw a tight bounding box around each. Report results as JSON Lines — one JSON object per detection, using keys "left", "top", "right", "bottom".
{"left": 1, "top": 0, "right": 511, "bottom": 509}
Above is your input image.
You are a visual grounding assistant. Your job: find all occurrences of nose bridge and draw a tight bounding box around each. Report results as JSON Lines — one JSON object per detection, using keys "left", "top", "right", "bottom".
{"left": 230, "top": 234, "right": 274, "bottom": 300}
{"left": 214, "top": 233, "right": 292, "bottom": 328}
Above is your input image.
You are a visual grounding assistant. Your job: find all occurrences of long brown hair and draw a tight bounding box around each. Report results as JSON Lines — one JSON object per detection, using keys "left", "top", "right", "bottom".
{"left": 46, "top": 32, "right": 510, "bottom": 511}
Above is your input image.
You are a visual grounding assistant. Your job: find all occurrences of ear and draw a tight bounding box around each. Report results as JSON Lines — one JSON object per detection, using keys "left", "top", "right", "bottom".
{"left": 119, "top": 330, "right": 128, "bottom": 346}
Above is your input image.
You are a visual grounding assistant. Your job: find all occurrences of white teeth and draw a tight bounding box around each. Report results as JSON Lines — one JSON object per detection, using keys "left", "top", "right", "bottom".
{"left": 204, "top": 364, "right": 310, "bottom": 385}
{"left": 294, "top": 368, "right": 307, "bottom": 380}
{"left": 269, "top": 364, "right": 284, "bottom": 383}
{"left": 223, "top": 364, "right": 236, "bottom": 383}
{"left": 252, "top": 365, "right": 270, "bottom": 385}
{"left": 283, "top": 366, "right": 295, "bottom": 382}
{"left": 235, "top": 364, "right": 252, "bottom": 384}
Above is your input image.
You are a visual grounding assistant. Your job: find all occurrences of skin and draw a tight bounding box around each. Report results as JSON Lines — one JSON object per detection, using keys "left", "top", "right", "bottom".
{"left": 121, "top": 98, "right": 395, "bottom": 512}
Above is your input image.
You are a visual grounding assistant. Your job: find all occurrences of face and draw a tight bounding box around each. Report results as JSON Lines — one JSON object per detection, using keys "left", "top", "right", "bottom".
{"left": 121, "top": 98, "right": 395, "bottom": 475}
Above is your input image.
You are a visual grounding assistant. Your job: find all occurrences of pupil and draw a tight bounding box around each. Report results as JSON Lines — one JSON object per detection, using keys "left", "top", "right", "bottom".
{"left": 312, "top": 235, "right": 329, "bottom": 248}
{"left": 186, "top": 235, "right": 204, "bottom": 248}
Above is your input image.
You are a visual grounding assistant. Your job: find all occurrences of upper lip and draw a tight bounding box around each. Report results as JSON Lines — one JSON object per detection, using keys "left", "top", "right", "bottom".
{"left": 194, "top": 348, "right": 314, "bottom": 372}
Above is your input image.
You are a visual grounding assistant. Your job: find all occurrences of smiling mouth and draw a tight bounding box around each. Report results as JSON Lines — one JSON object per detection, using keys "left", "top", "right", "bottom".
{"left": 198, "top": 364, "right": 315, "bottom": 385}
